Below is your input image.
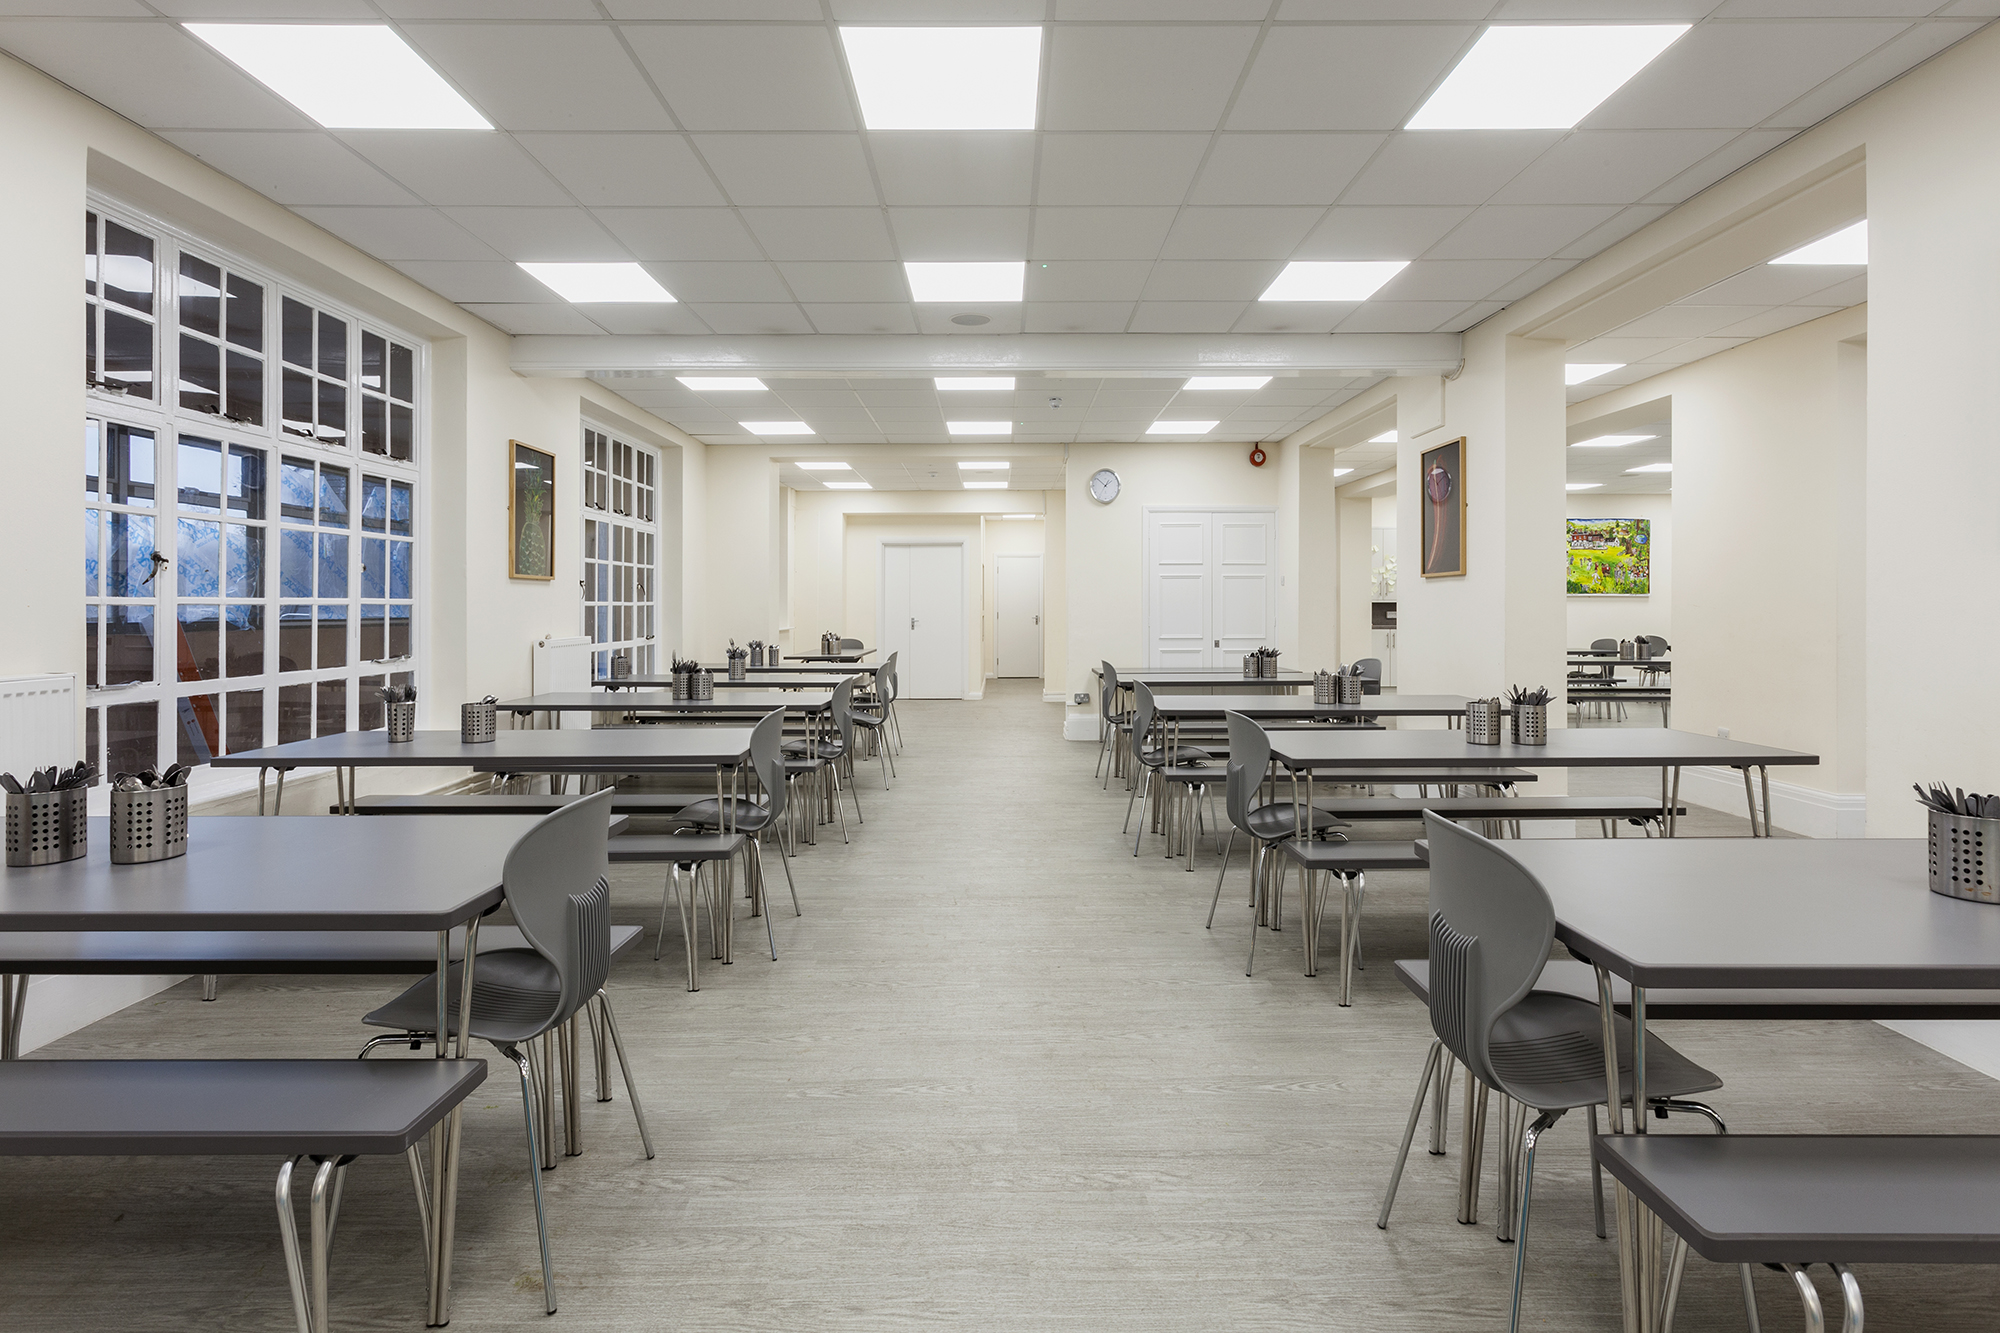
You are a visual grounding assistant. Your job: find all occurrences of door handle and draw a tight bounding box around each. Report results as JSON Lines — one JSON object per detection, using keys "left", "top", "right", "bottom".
{"left": 910, "top": 617, "right": 917, "bottom": 629}
{"left": 1034, "top": 615, "right": 1039, "bottom": 625}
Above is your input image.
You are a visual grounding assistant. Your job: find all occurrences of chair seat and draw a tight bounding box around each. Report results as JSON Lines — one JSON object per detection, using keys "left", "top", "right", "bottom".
{"left": 1137, "top": 745, "right": 1212, "bottom": 768}
{"left": 783, "top": 739, "right": 845, "bottom": 760}
{"left": 362, "top": 948, "right": 565, "bottom": 1046}
{"left": 1242, "top": 802, "right": 1347, "bottom": 839}
{"left": 1487, "top": 992, "right": 1721, "bottom": 1112}
{"left": 676, "top": 795, "right": 777, "bottom": 833}
{"left": 851, "top": 712, "right": 886, "bottom": 730}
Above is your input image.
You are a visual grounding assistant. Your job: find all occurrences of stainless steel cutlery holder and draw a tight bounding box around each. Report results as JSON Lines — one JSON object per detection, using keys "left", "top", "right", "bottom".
{"left": 1465, "top": 700, "right": 1504, "bottom": 746}
{"left": 1929, "top": 809, "right": 1999, "bottom": 902}
{"left": 1511, "top": 703, "right": 1548, "bottom": 746}
{"left": 386, "top": 701, "right": 417, "bottom": 743}
{"left": 460, "top": 700, "right": 497, "bottom": 744}
{"left": 5, "top": 788, "right": 89, "bottom": 867}
{"left": 110, "top": 784, "right": 188, "bottom": 865}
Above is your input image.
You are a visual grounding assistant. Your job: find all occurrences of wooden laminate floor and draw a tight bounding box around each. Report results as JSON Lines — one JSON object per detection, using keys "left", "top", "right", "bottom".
{"left": 5, "top": 681, "right": 1999, "bottom": 1330}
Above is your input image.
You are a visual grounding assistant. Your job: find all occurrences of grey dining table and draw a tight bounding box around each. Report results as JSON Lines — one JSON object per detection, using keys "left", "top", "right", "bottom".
{"left": 0, "top": 813, "right": 530, "bottom": 1325}
{"left": 1485, "top": 837, "right": 2000, "bottom": 1331}
{"left": 1101, "top": 666, "right": 1312, "bottom": 695}
{"left": 791, "top": 647, "right": 874, "bottom": 662}
{"left": 598, "top": 663, "right": 878, "bottom": 689}
{"left": 503, "top": 690, "right": 831, "bottom": 718}
{"left": 1264, "top": 727, "right": 1818, "bottom": 836}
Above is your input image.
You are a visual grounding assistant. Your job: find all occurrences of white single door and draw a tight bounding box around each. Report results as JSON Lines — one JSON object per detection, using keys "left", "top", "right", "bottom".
{"left": 881, "top": 543, "right": 965, "bottom": 698}
{"left": 1147, "top": 512, "right": 1210, "bottom": 668}
{"left": 994, "top": 554, "right": 1042, "bottom": 678}
{"left": 1213, "top": 513, "right": 1275, "bottom": 662}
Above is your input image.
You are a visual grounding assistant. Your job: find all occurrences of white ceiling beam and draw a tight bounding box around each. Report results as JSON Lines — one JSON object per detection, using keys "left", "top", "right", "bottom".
{"left": 509, "top": 332, "right": 1463, "bottom": 380}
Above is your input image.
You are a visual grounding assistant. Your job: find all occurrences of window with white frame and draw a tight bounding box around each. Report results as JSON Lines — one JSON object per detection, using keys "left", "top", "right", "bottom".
{"left": 581, "top": 426, "right": 658, "bottom": 679}
{"left": 82, "top": 199, "right": 423, "bottom": 783}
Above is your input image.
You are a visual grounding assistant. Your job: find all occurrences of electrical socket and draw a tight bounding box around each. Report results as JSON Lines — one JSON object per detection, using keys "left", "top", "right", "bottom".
{"left": 1716, "top": 726, "right": 1730, "bottom": 739}
{"left": 1074, "top": 692, "right": 1089, "bottom": 705}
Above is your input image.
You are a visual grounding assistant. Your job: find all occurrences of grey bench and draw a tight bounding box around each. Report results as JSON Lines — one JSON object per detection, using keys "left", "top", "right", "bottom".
{"left": 1270, "top": 840, "right": 1430, "bottom": 1002}
{"left": 0, "top": 1057, "right": 486, "bottom": 1333}
{"left": 1594, "top": 1133, "right": 2000, "bottom": 1331}
{"left": 1313, "top": 795, "right": 1684, "bottom": 835}
{"left": 341, "top": 793, "right": 698, "bottom": 817}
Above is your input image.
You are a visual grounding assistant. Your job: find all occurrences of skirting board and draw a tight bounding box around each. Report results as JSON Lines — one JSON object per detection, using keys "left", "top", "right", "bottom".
{"left": 1678, "top": 765, "right": 1866, "bottom": 838}
{"left": 1043, "top": 691, "right": 1065, "bottom": 704}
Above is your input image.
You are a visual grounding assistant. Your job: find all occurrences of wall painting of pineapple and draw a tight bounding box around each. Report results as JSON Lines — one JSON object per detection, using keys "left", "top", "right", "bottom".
{"left": 510, "top": 440, "right": 556, "bottom": 580}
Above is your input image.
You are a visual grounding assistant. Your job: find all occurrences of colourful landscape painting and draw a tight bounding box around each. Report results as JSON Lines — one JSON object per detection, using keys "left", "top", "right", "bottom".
{"left": 1567, "top": 518, "right": 1650, "bottom": 595}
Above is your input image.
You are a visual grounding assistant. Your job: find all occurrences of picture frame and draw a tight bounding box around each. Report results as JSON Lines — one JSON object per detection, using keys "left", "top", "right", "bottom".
{"left": 509, "top": 439, "right": 556, "bottom": 581}
{"left": 1567, "top": 518, "right": 1651, "bottom": 595}
{"left": 1418, "top": 436, "right": 1467, "bottom": 578}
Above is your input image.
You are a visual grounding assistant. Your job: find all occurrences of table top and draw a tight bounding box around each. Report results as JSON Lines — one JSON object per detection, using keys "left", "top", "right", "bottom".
{"left": 791, "top": 648, "right": 873, "bottom": 662}
{"left": 0, "top": 816, "right": 523, "bottom": 932}
{"left": 1264, "top": 727, "right": 1817, "bottom": 770}
{"left": 501, "top": 691, "right": 831, "bottom": 715}
{"left": 1569, "top": 656, "right": 1672, "bottom": 669}
{"left": 214, "top": 727, "right": 755, "bottom": 772}
{"left": 1153, "top": 693, "right": 1472, "bottom": 719}
{"left": 1497, "top": 838, "right": 2000, "bottom": 990}
{"left": 599, "top": 665, "right": 877, "bottom": 688}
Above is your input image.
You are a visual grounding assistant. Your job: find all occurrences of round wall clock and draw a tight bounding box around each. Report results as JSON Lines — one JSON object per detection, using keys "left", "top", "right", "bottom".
{"left": 1088, "top": 468, "right": 1121, "bottom": 504}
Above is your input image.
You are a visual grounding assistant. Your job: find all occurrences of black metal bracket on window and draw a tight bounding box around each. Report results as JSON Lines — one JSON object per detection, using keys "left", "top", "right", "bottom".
{"left": 86, "top": 376, "right": 130, "bottom": 395}
{"left": 204, "top": 407, "right": 257, "bottom": 426}
{"left": 139, "top": 551, "right": 171, "bottom": 587}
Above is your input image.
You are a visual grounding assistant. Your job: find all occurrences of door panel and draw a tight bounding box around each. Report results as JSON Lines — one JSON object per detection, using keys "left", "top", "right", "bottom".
{"left": 1147, "top": 511, "right": 1209, "bottom": 667}
{"left": 1144, "top": 509, "right": 1276, "bottom": 667}
{"left": 994, "top": 553, "right": 1041, "bottom": 678}
{"left": 882, "top": 543, "right": 963, "bottom": 698}
{"left": 1213, "top": 515, "right": 1274, "bottom": 660}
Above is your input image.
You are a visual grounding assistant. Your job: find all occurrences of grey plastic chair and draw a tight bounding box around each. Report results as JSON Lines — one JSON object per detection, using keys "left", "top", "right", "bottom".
{"left": 1378, "top": 815, "right": 1747, "bottom": 1333}
{"left": 1352, "top": 657, "right": 1383, "bottom": 696}
{"left": 359, "top": 790, "right": 653, "bottom": 1315}
{"left": 850, "top": 653, "right": 897, "bottom": 783}
{"left": 1097, "top": 661, "right": 1133, "bottom": 788}
{"left": 673, "top": 708, "right": 801, "bottom": 958}
{"left": 1208, "top": 712, "right": 1346, "bottom": 970}
{"left": 783, "top": 675, "right": 864, "bottom": 836}
{"left": 837, "top": 636, "right": 863, "bottom": 651}
{"left": 1122, "top": 681, "right": 1216, "bottom": 861}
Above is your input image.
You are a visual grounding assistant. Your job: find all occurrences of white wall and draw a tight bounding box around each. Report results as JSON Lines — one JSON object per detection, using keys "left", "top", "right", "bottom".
{"left": 982, "top": 518, "right": 1048, "bottom": 679}
{"left": 1565, "top": 493, "right": 1673, "bottom": 649}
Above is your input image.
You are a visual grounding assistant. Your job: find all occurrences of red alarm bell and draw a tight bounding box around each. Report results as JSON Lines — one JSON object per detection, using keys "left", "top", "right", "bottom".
{"left": 1248, "top": 447, "right": 1267, "bottom": 467}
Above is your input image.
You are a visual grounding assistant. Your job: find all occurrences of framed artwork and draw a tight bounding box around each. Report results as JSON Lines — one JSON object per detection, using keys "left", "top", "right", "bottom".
{"left": 1418, "top": 436, "right": 1466, "bottom": 578}
{"left": 509, "top": 440, "right": 555, "bottom": 580}
{"left": 1567, "top": 518, "right": 1651, "bottom": 595}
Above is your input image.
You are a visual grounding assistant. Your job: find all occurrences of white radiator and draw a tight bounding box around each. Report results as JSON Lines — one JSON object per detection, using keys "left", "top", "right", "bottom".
{"left": 532, "top": 636, "right": 593, "bottom": 730}
{"left": 0, "top": 674, "right": 78, "bottom": 777}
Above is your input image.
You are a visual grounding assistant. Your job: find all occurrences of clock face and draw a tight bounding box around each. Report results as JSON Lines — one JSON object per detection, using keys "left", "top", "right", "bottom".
{"left": 1089, "top": 468, "right": 1121, "bottom": 504}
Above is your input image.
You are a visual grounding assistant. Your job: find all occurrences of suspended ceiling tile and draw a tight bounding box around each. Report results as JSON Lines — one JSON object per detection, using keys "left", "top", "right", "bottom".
{"left": 1228, "top": 24, "right": 1476, "bottom": 132}
{"left": 1027, "top": 207, "right": 1180, "bottom": 261}
{"left": 801, "top": 303, "right": 920, "bottom": 334}
{"left": 160, "top": 131, "right": 419, "bottom": 206}
{"left": 739, "top": 208, "right": 899, "bottom": 262}
{"left": 1687, "top": 261, "right": 1864, "bottom": 304}
{"left": 1279, "top": 0, "right": 1491, "bottom": 13}
{"left": 399, "top": 23, "right": 673, "bottom": 132}
{"left": 1034, "top": 134, "right": 1211, "bottom": 206}
{"left": 1026, "top": 261, "right": 1154, "bottom": 303}
{"left": 592, "top": 208, "right": 767, "bottom": 262}
{"left": 643, "top": 260, "right": 794, "bottom": 303}
{"left": 571, "top": 305, "right": 714, "bottom": 335}
{"left": 1643, "top": 129, "right": 1794, "bottom": 203}
{"left": 336, "top": 131, "right": 571, "bottom": 206}
{"left": 775, "top": 262, "right": 908, "bottom": 303}
{"left": 461, "top": 302, "right": 608, "bottom": 335}
{"left": 1376, "top": 258, "right": 1538, "bottom": 302}
{"left": 1488, "top": 130, "right": 1735, "bottom": 206}
{"left": 685, "top": 303, "right": 816, "bottom": 334}
{"left": 1712, "top": 304, "right": 1844, "bottom": 338}
{"left": 605, "top": 0, "right": 819, "bottom": 16}
{"left": 1187, "top": 134, "right": 1385, "bottom": 207}
{"left": 913, "top": 305, "right": 1025, "bottom": 334}
{"left": 691, "top": 134, "right": 880, "bottom": 207}
{"left": 1128, "top": 302, "right": 1250, "bottom": 333}
{"left": 1158, "top": 207, "right": 1325, "bottom": 261}
{"left": 1443, "top": 300, "right": 1507, "bottom": 330}
{"left": 1554, "top": 205, "right": 1675, "bottom": 259}
{"left": 380, "top": 0, "right": 601, "bottom": 14}
{"left": 1764, "top": 20, "right": 1987, "bottom": 127}
{"left": 887, "top": 207, "right": 1031, "bottom": 260}
{"left": 1804, "top": 272, "right": 1867, "bottom": 305}
{"left": 294, "top": 206, "right": 502, "bottom": 262}
{"left": 868, "top": 134, "right": 1038, "bottom": 207}
{"left": 1294, "top": 206, "right": 1475, "bottom": 260}
{"left": 389, "top": 259, "right": 554, "bottom": 303}
{"left": 1335, "top": 300, "right": 1474, "bottom": 333}
{"left": 623, "top": 24, "right": 856, "bottom": 133}
{"left": 1584, "top": 22, "right": 1901, "bottom": 130}
{"left": 1569, "top": 334, "right": 1697, "bottom": 361}
{"left": 1044, "top": 23, "right": 1261, "bottom": 132}
{"left": 1341, "top": 132, "right": 1567, "bottom": 207}
{"left": 440, "top": 206, "right": 630, "bottom": 261}
{"left": 1427, "top": 205, "right": 1623, "bottom": 261}
{"left": 1229, "top": 302, "right": 1351, "bottom": 334}
{"left": 515, "top": 134, "right": 728, "bottom": 208}
{"left": 1611, "top": 302, "right": 1773, "bottom": 338}
{"left": 1024, "top": 302, "right": 1138, "bottom": 332}
{"left": 1140, "top": 261, "right": 1284, "bottom": 302}
{"left": 0, "top": 18, "right": 313, "bottom": 129}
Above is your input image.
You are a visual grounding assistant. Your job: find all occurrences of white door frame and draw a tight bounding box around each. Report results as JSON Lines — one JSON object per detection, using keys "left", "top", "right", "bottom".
{"left": 878, "top": 540, "right": 968, "bottom": 699}
{"left": 1139, "top": 506, "right": 1279, "bottom": 668}
{"left": 993, "top": 552, "right": 1043, "bottom": 677}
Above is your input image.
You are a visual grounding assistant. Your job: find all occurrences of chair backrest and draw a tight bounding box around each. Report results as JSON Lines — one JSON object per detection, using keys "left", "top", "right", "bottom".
{"left": 503, "top": 788, "right": 617, "bottom": 1030}
{"left": 1354, "top": 657, "right": 1382, "bottom": 681}
{"left": 1131, "top": 680, "right": 1158, "bottom": 756}
{"left": 1099, "top": 662, "right": 1121, "bottom": 723}
{"left": 748, "top": 708, "right": 786, "bottom": 820}
{"left": 879, "top": 652, "right": 898, "bottom": 706}
{"left": 1223, "top": 711, "right": 1271, "bottom": 837}
{"left": 828, "top": 675, "right": 857, "bottom": 751}
{"left": 1421, "top": 813, "right": 1557, "bottom": 1102}
{"left": 1644, "top": 635, "right": 1669, "bottom": 654}
{"left": 838, "top": 637, "right": 863, "bottom": 650}
{"left": 1591, "top": 638, "right": 1617, "bottom": 651}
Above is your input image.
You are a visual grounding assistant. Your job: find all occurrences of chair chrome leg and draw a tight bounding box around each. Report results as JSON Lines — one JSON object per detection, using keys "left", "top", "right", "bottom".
{"left": 1431, "top": 1053, "right": 1455, "bottom": 1155}
{"left": 503, "top": 1044, "right": 559, "bottom": 1315}
{"left": 1458, "top": 1077, "right": 1490, "bottom": 1224}
{"left": 1379, "top": 1039, "right": 1443, "bottom": 1229}
{"left": 1660, "top": 1233, "right": 1690, "bottom": 1332}
{"left": 655, "top": 867, "right": 677, "bottom": 962}
{"left": 1743, "top": 1262, "right": 1764, "bottom": 1333}
{"left": 1124, "top": 766, "right": 1145, "bottom": 837}
{"left": 275, "top": 1158, "right": 314, "bottom": 1333}
{"left": 1506, "top": 1110, "right": 1562, "bottom": 1333}
{"left": 1785, "top": 1265, "right": 1826, "bottom": 1333}
{"left": 748, "top": 839, "right": 777, "bottom": 962}
{"left": 1207, "top": 829, "right": 1236, "bottom": 928}
{"left": 1831, "top": 1264, "right": 1861, "bottom": 1333}
{"left": 1588, "top": 1104, "right": 1608, "bottom": 1239}
{"left": 594, "top": 989, "right": 656, "bottom": 1160}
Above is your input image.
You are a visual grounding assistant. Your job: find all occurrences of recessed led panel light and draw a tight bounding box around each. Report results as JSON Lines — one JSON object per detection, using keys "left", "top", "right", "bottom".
{"left": 1565, "top": 482, "right": 1602, "bottom": 491}
{"left": 999, "top": 513, "right": 1039, "bottom": 519}
{"left": 963, "top": 481, "right": 1009, "bottom": 489}
{"left": 1147, "top": 421, "right": 1219, "bottom": 435}
{"left": 1570, "top": 434, "right": 1657, "bottom": 447}
{"left": 1334, "top": 467, "right": 1355, "bottom": 477}
{"left": 678, "top": 377, "right": 766, "bottom": 391}
{"left": 957, "top": 460, "right": 1009, "bottom": 469}
{"left": 947, "top": 423, "right": 1013, "bottom": 435}
{"left": 1770, "top": 220, "right": 1867, "bottom": 265}
{"left": 185, "top": 24, "right": 491, "bottom": 129}
{"left": 519, "top": 263, "right": 675, "bottom": 304}
{"left": 740, "top": 421, "right": 814, "bottom": 435}
{"left": 1183, "top": 376, "right": 1272, "bottom": 391}
{"left": 1260, "top": 261, "right": 1407, "bottom": 302}
{"left": 839, "top": 26, "right": 1041, "bottom": 130}
{"left": 1565, "top": 363, "right": 1624, "bottom": 385}
{"left": 795, "top": 461, "right": 852, "bottom": 471}
{"left": 1625, "top": 463, "right": 1673, "bottom": 473}
{"left": 906, "top": 262, "right": 1025, "bottom": 303}
{"left": 936, "top": 377, "right": 1016, "bottom": 391}
{"left": 1368, "top": 430, "right": 1397, "bottom": 444}
{"left": 1406, "top": 25, "right": 1689, "bottom": 130}
{"left": 823, "top": 481, "right": 873, "bottom": 490}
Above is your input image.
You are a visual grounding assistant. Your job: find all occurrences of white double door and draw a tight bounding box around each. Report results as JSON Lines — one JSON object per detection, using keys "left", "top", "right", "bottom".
{"left": 880, "top": 543, "right": 965, "bottom": 699}
{"left": 1145, "top": 509, "right": 1277, "bottom": 669}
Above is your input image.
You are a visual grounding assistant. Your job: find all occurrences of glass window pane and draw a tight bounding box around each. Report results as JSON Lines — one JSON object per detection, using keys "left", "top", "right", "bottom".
{"left": 317, "top": 311, "right": 346, "bottom": 379}
{"left": 279, "top": 526, "right": 313, "bottom": 598}
{"left": 361, "top": 394, "right": 387, "bottom": 455}
{"left": 390, "top": 343, "right": 413, "bottom": 401}
{"left": 283, "top": 297, "right": 313, "bottom": 368}
{"left": 389, "top": 604, "right": 411, "bottom": 659}
{"left": 175, "top": 693, "right": 222, "bottom": 768}
{"left": 317, "top": 532, "right": 348, "bottom": 599}
{"left": 228, "top": 446, "right": 265, "bottom": 519}
{"left": 105, "top": 512, "right": 155, "bottom": 598}
{"left": 282, "top": 368, "right": 313, "bottom": 436}
{"left": 361, "top": 331, "right": 385, "bottom": 392}
{"left": 107, "top": 699, "right": 159, "bottom": 778}
{"left": 318, "top": 467, "right": 349, "bottom": 526}
{"left": 225, "top": 604, "right": 264, "bottom": 677}
{"left": 178, "top": 253, "right": 221, "bottom": 338}
{"left": 316, "top": 379, "right": 346, "bottom": 443}
{"left": 359, "top": 674, "right": 385, "bottom": 731}
{"left": 176, "top": 519, "right": 220, "bottom": 597}
{"left": 84, "top": 508, "right": 98, "bottom": 596}
{"left": 278, "top": 604, "right": 310, "bottom": 672}
{"left": 389, "top": 402, "right": 412, "bottom": 461}
{"left": 226, "top": 273, "right": 263, "bottom": 351}
{"left": 361, "top": 536, "right": 386, "bottom": 599}
{"left": 389, "top": 539, "right": 411, "bottom": 600}
{"left": 317, "top": 603, "right": 346, "bottom": 668}
{"left": 279, "top": 682, "right": 311, "bottom": 743}
{"left": 280, "top": 456, "right": 314, "bottom": 522}
{"left": 103, "top": 221, "right": 154, "bottom": 315}
{"left": 177, "top": 436, "right": 223, "bottom": 514}
{"left": 105, "top": 424, "right": 155, "bottom": 507}
{"left": 226, "top": 524, "right": 264, "bottom": 599}
{"left": 360, "top": 475, "right": 387, "bottom": 531}
{"left": 85, "top": 605, "right": 98, "bottom": 687}
{"left": 316, "top": 678, "right": 347, "bottom": 737}
{"left": 178, "top": 334, "right": 221, "bottom": 415}
{"left": 85, "top": 419, "right": 100, "bottom": 499}
{"left": 106, "top": 604, "right": 155, "bottom": 685}
{"left": 225, "top": 349, "right": 263, "bottom": 426}
{"left": 84, "top": 299, "right": 95, "bottom": 385}
{"left": 103, "top": 308, "right": 154, "bottom": 399}
{"left": 389, "top": 481, "right": 412, "bottom": 537}
{"left": 85, "top": 210, "right": 98, "bottom": 296}
{"left": 360, "top": 603, "right": 385, "bottom": 662}
{"left": 177, "top": 605, "right": 220, "bottom": 680}
{"left": 227, "top": 690, "right": 263, "bottom": 755}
